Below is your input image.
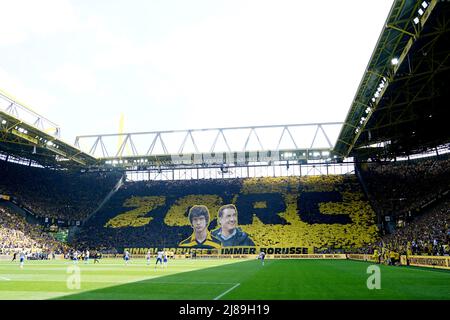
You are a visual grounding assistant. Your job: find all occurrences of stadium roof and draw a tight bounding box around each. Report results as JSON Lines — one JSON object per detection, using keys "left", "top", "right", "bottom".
{"left": 0, "top": 90, "right": 97, "bottom": 168}
{"left": 74, "top": 123, "right": 342, "bottom": 169}
{"left": 1, "top": 84, "right": 341, "bottom": 169}
{"left": 1, "top": 80, "right": 341, "bottom": 169}
{"left": 334, "top": 0, "right": 450, "bottom": 159}
{"left": 3, "top": 0, "right": 449, "bottom": 169}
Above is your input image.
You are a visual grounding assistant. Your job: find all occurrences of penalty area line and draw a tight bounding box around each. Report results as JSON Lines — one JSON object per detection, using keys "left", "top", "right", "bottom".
{"left": 213, "top": 283, "right": 240, "bottom": 300}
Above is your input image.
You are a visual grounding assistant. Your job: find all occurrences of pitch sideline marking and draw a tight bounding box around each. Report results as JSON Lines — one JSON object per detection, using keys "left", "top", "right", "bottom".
{"left": 213, "top": 283, "right": 240, "bottom": 300}
{"left": 148, "top": 281, "right": 237, "bottom": 285}
{"left": 0, "top": 276, "right": 11, "bottom": 281}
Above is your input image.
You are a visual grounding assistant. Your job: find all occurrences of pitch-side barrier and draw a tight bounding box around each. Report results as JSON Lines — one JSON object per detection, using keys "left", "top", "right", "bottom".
{"left": 347, "top": 253, "right": 450, "bottom": 270}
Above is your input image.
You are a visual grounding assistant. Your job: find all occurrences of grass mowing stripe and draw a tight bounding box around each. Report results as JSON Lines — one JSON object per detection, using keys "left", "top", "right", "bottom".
{"left": 223, "top": 259, "right": 450, "bottom": 300}
{"left": 1, "top": 259, "right": 248, "bottom": 300}
{"left": 150, "top": 281, "right": 237, "bottom": 285}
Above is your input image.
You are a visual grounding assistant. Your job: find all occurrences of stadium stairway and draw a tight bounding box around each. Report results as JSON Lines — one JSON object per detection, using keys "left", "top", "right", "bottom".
{"left": 81, "top": 173, "right": 125, "bottom": 226}
{"left": 67, "top": 174, "right": 125, "bottom": 243}
{"left": 354, "top": 162, "right": 370, "bottom": 202}
{"left": 354, "top": 163, "right": 380, "bottom": 226}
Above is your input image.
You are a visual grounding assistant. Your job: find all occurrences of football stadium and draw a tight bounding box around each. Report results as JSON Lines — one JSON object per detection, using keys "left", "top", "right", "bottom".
{"left": 1, "top": 0, "right": 450, "bottom": 306}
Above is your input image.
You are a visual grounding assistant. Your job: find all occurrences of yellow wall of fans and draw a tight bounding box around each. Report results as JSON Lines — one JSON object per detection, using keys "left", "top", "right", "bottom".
{"left": 105, "top": 175, "right": 378, "bottom": 249}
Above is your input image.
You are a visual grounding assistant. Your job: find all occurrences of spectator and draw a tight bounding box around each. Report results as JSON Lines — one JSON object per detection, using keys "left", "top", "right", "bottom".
{"left": 0, "top": 206, "right": 69, "bottom": 256}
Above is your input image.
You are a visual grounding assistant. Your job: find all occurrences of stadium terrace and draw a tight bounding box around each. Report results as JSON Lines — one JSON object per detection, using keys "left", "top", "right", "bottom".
{"left": 0, "top": 0, "right": 449, "bottom": 302}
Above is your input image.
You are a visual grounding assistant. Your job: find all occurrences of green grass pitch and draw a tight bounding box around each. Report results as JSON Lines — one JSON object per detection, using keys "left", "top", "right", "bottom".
{"left": 0, "top": 258, "right": 449, "bottom": 300}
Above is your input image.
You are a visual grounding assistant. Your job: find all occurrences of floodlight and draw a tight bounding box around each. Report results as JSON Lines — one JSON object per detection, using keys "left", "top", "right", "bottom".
{"left": 391, "top": 57, "right": 399, "bottom": 65}
{"left": 422, "top": 1, "right": 428, "bottom": 9}
{"left": 418, "top": 8, "right": 424, "bottom": 16}
{"left": 413, "top": 17, "right": 420, "bottom": 24}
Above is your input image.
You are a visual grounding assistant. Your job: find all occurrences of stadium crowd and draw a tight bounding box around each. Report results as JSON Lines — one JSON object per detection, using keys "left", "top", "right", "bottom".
{"left": 360, "top": 155, "right": 450, "bottom": 222}
{"left": 377, "top": 198, "right": 450, "bottom": 257}
{"left": 2, "top": 155, "right": 449, "bottom": 260}
{"left": 0, "top": 160, "right": 123, "bottom": 221}
{"left": 72, "top": 178, "right": 244, "bottom": 250}
{"left": 73, "top": 175, "right": 378, "bottom": 251}
{"left": 0, "top": 206, "right": 68, "bottom": 255}
{"left": 318, "top": 196, "right": 450, "bottom": 260}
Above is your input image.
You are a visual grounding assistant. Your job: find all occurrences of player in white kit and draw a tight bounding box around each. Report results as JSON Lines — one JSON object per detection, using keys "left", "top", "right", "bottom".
{"left": 146, "top": 251, "right": 151, "bottom": 265}
{"left": 258, "top": 251, "right": 266, "bottom": 266}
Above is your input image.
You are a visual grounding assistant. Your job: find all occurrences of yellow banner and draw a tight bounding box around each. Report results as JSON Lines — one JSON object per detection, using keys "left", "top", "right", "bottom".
{"left": 125, "top": 246, "right": 311, "bottom": 256}
{"left": 403, "top": 255, "right": 450, "bottom": 270}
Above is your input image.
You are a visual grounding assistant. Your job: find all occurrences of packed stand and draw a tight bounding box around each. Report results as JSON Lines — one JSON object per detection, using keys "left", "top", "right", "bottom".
{"left": 0, "top": 206, "right": 68, "bottom": 256}
{"left": 72, "top": 175, "right": 378, "bottom": 252}
{"left": 331, "top": 197, "right": 450, "bottom": 262}
{"left": 0, "top": 160, "right": 123, "bottom": 221}
{"left": 377, "top": 198, "right": 450, "bottom": 257}
{"left": 359, "top": 155, "right": 450, "bottom": 223}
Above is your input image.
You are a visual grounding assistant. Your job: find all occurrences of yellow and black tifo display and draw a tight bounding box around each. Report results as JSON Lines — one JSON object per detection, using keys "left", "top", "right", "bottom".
{"left": 73, "top": 175, "right": 378, "bottom": 252}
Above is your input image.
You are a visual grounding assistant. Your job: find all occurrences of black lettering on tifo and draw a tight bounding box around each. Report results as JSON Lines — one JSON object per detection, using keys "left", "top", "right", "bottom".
{"left": 235, "top": 193, "right": 287, "bottom": 225}
{"left": 297, "top": 191, "right": 352, "bottom": 224}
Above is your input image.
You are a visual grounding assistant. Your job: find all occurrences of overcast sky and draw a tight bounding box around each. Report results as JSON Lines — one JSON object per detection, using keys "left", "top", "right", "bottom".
{"left": 0, "top": 0, "right": 393, "bottom": 149}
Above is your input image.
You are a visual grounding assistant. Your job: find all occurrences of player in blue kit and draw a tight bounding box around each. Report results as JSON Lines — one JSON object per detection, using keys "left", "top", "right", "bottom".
{"left": 155, "top": 250, "right": 163, "bottom": 269}
{"left": 163, "top": 252, "right": 168, "bottom": 268}
{"left": 73, "top": 250, "right": 79, "bottom": 264}
{"left": 258, "top": 251, "right": 266, "bottom": 266}
{"left": 19, "top": 251, "right": 25, "bottom": 269}
{"left": 124, "top": 250, "right": 130, "bottom": 265}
